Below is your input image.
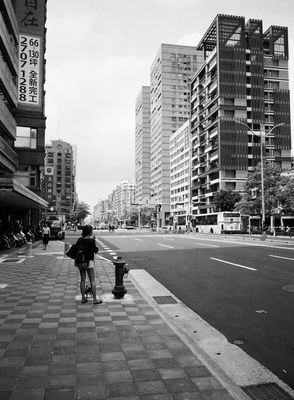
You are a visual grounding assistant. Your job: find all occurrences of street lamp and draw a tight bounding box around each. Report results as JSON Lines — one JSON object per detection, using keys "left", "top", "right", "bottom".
{"left": 235, "top": 120, "right": 285, "bottom": 228}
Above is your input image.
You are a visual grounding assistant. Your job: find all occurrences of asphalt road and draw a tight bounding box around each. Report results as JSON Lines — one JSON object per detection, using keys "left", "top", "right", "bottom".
{"left": 86, "top": 230, "right": 294, "bottom": 390}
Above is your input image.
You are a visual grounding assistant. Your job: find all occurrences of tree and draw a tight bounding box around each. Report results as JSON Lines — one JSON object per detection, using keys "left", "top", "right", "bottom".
{"left": 276, "top": 175, "right": 294, "bottom": 214}
{"left": 212, "top": 190, "right": 242, "bottom": 212}
{"left": 235, "top": 163, "right": 294, "bottom": 217}
{"left": 74, "top": 201, "right": 91, "bottom": 225}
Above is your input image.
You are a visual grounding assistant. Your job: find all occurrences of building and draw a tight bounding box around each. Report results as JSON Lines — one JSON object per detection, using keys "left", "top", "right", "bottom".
{"left": 112, "top": 180, "right": 135, "bottom": 222}
{"left": 150, "top": 44, "right": 203, "bottom": 226}
{"left": 190, "top": 14, "right": 292, "bottom": 216}
{"left": 170, "top": 121, "right": 191, "bottom": 229}
{"left": 0, "top": 0, "right": 48, "bottom": 232}
{"left": 135, "top": 86, "right": 150, "bottom": 204}
{"left": 93, "top": 199, "right": 112, "bottom": 226}
{"left": 43, "top": 140, "right": 77, "bottom": 221}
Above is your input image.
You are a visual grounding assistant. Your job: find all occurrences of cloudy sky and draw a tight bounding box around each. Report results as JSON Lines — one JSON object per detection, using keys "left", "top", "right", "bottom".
{"left": 45, "top": 0, "right": 294, "bottom": 209}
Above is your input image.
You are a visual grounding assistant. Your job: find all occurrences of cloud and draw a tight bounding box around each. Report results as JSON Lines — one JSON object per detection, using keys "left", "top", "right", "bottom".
{"left": 45, "top": 53, "right": 153, "bottom": 206}
{"left": 176, "top": 32, "right": 203, "bottom": 47}
{"left": 156, "top": 0, "right": 198, "bottom": 8}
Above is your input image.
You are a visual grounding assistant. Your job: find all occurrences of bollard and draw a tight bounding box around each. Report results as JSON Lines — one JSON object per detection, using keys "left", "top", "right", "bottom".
{"left": 26, "top": 241, "right": 33, "bottom": 257}
{"left": 64, "top": 242, "right": 71, "bottom": 257}
{"left": 112, "top": 257, "right": 129, "bottom": 299}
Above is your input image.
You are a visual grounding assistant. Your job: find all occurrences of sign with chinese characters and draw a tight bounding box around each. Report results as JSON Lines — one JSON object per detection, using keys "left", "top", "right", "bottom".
{"left": 15, "top": 0, "right": 46, "bottom": 36}
{"left": 18, "top": 34, "right": 41, "bottom": 107}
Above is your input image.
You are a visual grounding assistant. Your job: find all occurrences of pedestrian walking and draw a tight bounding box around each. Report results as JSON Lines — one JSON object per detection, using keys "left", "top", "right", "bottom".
{"left": 74, "top": 225, "right": 102, "bottom": 305}
{"left": 42, "top": 222, "right": 50, "bottom": 250}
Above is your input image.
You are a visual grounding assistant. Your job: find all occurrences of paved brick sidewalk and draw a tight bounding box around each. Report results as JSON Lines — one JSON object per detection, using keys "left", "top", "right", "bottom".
{"left": 0, "top": 241, "right": 237, "bottom": 400}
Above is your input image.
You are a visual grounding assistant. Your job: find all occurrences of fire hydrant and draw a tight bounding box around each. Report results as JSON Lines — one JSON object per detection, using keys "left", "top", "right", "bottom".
{"left": 112, "top": 257, "right": 129, "bottom": 299}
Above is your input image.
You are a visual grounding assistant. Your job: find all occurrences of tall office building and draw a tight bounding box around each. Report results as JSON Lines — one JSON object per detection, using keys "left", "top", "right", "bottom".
{"left": 112, "top": 180, "right": 135, "bottom": 221}
{"left": 150, "top": 44, "right": 203, "bottom": 226}
{"left": 170, "top": 120, "right": 191, "bottom": 228}
{"left": 44, "top": 140, "right": 77, "bottom": 220}
{"left": 135, "top": 86, "right": 150, "bottom": 204}
{"left": 0, "top": 0, "right": 48, "bottom": 231}
{"left": 190, "top": 14, "right": 291, "bottom": 215}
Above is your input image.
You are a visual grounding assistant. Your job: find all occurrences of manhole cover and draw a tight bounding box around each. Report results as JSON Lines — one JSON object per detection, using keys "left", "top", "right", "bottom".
{"left": 153, "top": 296, "right": 178, "bottom": 304}
{"left": 242, "top": 382, "right": 294, "bottom": 400}
{"left": 2, "top": 258, "right": 19, "bottom": 263}
{"left": 282, "top": 285, "right": 294, "bottom": 293}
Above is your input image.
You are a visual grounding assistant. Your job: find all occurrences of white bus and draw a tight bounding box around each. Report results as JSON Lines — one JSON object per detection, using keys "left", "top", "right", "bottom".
{"left": 193, "top": 212, "right": 242, "bottom": 234}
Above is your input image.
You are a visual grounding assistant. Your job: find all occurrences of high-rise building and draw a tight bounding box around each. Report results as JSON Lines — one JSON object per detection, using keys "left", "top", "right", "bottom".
{"left": 0, "top": 0, "right": 48, "bottom": 231}
{"left": 190, "top": 14, "right": 291, "bottom": 215}
{"left": 44, "top": 140, "right": 77, "bottom": 220}
{"left": 150, "top": 44, "right": 203, "bottom": 226}
{"left": 112, "top": 180, "right": 135, "bottom": 221}
{"left": 170, "top": 121, "right": 191, "bottom": 228}
{"left": 135, "top": 86, "right": 150, "bottom": 204}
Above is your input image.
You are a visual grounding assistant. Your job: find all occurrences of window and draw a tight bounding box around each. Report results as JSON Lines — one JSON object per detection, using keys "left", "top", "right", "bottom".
{"left": 29, "top": 167, "right": 37, "bottom": 187}
{"left": 15, "top": 127, "right": 37, "bottom": 149}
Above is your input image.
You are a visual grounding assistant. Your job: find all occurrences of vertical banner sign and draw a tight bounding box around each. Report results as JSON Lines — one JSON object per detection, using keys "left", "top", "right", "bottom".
{"left": 18, "top": 35, "right": 41, "bottom": 106}
{"left": 15, "top": 0, "right": 46, "bottom": 109}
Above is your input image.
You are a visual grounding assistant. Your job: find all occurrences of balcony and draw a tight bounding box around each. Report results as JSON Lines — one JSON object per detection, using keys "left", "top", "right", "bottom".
{"left": 0, "top": 136, "right": 18, "bottom": 172}
{"left": 0, "top": 13, "right": 18, "bottom": 74}
{"left": 3, "top": 0, "right": 19, "bottom": 39}
{"left": 0, "top": 98, "right": 16, "bottom": 138}
{"left": 0, "top": 60, "right": 17, "bottom": 106}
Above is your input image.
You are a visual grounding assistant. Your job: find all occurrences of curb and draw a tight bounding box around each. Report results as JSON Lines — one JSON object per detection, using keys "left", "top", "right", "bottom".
{"left": 129, "top": 269, "right": 294, "bottom": 400}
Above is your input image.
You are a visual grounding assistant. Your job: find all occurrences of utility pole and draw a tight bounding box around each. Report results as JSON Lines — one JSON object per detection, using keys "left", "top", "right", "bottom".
{"left": 235, "top": 121, "right": 285, "bottom": 228}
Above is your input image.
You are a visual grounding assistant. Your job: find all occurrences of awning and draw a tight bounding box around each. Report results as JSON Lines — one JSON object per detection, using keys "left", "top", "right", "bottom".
{"left": 0, "top": 177, "right": 48, "bottom": 209}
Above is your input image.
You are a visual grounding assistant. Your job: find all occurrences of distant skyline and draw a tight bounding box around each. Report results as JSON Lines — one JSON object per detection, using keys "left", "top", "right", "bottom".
{"left": 45, "top": 0, "right": 294, "bottom": 209}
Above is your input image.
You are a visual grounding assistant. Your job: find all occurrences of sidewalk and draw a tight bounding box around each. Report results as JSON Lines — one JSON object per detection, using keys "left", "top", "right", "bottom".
{"left": 0, "top": 240, "right": 245, "bottom": 400}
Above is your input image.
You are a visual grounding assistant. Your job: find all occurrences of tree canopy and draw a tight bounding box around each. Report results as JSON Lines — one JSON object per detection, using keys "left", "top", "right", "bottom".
{"left": 234, "top": 163, "right": 294, "bottom": 216}
{"left": 212, "top": 190, "right": 242, "bottom": 212}
{"left": 68, "top": 201, "right": 91, "bottom": 224}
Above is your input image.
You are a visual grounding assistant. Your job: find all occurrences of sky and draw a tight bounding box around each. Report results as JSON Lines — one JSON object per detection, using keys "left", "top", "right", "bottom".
{"left": 45, "top": 0, "right": 294, "bottom": 210}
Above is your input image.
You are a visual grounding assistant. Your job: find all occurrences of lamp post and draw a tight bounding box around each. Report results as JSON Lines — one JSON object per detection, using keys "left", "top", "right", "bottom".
{"left": 235, "top": 121, "right": 285, "bottom": 228}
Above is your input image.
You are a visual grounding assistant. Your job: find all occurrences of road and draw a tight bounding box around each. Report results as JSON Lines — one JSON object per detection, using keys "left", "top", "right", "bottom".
{"left": 81, "top": 229, "right": 294, "bottom": 390}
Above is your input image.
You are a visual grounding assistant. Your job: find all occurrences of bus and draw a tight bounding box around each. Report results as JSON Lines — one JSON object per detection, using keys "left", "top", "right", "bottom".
{"left": 193, "top": 212, "right": 242, "bottom": 234}
{"left": 172, "top": 214, "right": 192, "bottom": 231}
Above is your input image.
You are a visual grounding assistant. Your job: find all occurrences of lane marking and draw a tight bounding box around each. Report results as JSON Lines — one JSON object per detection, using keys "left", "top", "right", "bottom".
{"left": 194, "top": 242, "right": 219, "bottom": 248}
{"left": 0, "top": 284, "right": 8, "bottom": 289}
{"left": 97, "top": 255, "right": 112, "bottom": 263}
{"left": 210, "top": 257, "right": 257, "bottom": 271}
{"left": 269, "top": 255, "right": 294, "bottom": 261}
{"left": 162, "top": 238, "right": 174, "bottom": 241}
{"left": 134, "top": 238, "right": 143, "bottom": 241}
{"left": 158, "top": 243, "right": 174, "bottom": 249}
{"left": 183, "top": 236, "right": 294, "bottom": 251}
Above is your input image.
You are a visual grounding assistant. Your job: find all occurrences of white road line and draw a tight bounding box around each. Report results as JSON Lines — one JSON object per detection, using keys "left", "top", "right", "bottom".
{"left": 158, "top": 243, "right": 174, "bottom": 249}
{"left": 134, "top": 238, "right": 143, "bottom": 241}
{"left": 194, "top": 242, "right": 219, "bottom": 248}
{"left": 210, "top": 257, "right": 257, "bottom": 271}
{"left": 269, "top": 255, "right": 294, "bottom": 261}
{"left": 97, "top": 255, "right": 112, "bottom": 263}
{"left": 162, "top": 238, "right": 174, "bottom": 241}
{"left": 16, "top": 258, "right": 25, "bottom": 263}
{"left": 184, "top": 236, "right": 294, "bottom": 251}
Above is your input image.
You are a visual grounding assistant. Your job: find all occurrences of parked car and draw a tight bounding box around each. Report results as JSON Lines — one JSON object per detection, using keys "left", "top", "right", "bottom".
{"left": 49, "top": 220, "right": 65, "bottom": 240}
